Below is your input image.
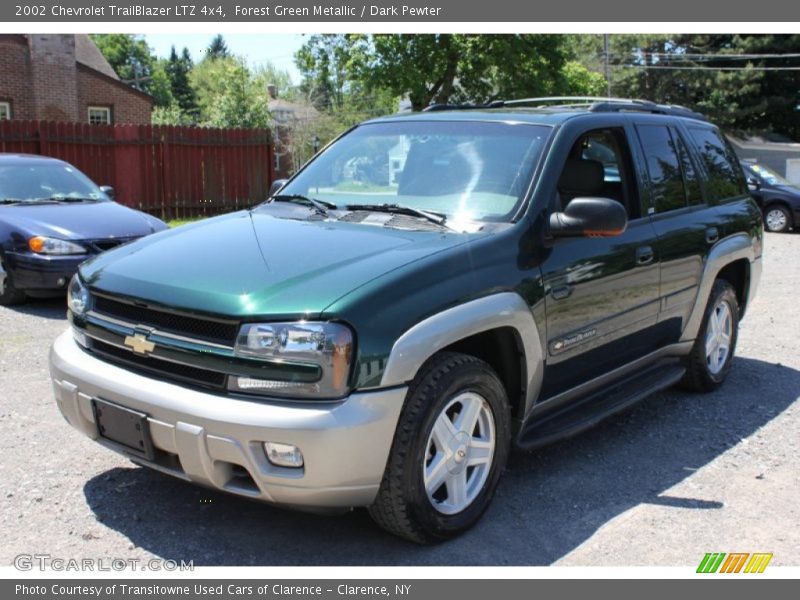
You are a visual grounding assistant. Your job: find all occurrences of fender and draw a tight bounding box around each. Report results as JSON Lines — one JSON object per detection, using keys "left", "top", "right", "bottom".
{"left": 380, "top": 292, "right": 544, "bottom": 415}
{"left": 680, "top": 232, "right": 758, "bottom": 343}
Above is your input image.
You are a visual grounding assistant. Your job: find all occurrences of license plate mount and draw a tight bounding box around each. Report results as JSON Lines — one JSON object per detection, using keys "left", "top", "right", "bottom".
{"left": 92, "top": 398, "right": 155, "bottom": 461}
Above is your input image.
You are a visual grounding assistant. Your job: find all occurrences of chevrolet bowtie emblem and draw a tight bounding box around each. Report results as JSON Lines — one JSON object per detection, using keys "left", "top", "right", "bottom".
{"left": 124, "top": 333, "right": 155, "bottom": 355}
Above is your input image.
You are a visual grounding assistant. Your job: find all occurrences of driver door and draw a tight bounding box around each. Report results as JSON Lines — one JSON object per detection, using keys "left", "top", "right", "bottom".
{"left": 539, "top": 127, "right": 662, "bottom": 399}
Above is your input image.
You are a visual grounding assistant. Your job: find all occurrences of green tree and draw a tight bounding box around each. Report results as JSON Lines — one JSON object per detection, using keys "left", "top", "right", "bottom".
{"left": 190, "top": 57, "right": 270, "bottom": 128}
{"left": 298, "top": 34, "right": 607, "bottom": 113}
{"left": 206, "top": 34, "right": 230, "bottom": 60}
{"left": 571, "top": 34, "right": 800, "bottom": 138}
{"left": 165, "top": 46, "right": 198, "bottom": 119}
{"left": 90, "top": 34, "right": 172, "bottom": 107}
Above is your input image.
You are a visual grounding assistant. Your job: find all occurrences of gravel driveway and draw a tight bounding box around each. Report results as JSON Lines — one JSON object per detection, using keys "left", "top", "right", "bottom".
{"left": 1, "top": 233, "right": 798, "bottom": 566}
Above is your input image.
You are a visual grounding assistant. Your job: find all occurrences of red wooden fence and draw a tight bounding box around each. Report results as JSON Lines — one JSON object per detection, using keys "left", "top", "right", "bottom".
{"left": 0, "top": 120, "right": 274, "bottom": 220}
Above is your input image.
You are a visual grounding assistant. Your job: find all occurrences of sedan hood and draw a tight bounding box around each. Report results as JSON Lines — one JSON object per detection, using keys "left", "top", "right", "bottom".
{"left": 2, "top": 201, "right": 160, "bottom": 240}
{"left": 80, "top": 210, "right": 475, "bottom": 319}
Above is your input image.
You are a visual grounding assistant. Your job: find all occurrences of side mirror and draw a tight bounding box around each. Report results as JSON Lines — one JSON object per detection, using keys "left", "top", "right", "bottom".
{"left": 268, "top": 179, "right": 288, "bottom": 197}
{"left": 550, "top": 197, "right": 628, "bottom": 238}
{"left": 747, "top": 177, "right": 761, "bottom": 191}
{"left": 99, "top": 185, "right": 115, "bottom": 199}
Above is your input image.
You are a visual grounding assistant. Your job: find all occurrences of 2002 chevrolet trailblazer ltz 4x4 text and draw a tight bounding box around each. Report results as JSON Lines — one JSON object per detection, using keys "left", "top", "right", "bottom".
{"left": 50, "top": 97, "right": 762, "bottom": 543}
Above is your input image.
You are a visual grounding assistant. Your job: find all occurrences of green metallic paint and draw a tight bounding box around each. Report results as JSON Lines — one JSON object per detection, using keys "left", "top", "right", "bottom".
{"left": 73, "top": 109, "right": 763, "bottom": 406}
{"left": 79, "top": 210, "right": 476, "bottom": 322}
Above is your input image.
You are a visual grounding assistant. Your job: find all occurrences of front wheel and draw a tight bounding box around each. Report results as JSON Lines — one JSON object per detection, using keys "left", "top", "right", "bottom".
{"left": 0, "top": 254, "right": 26, "bottom": 306}
{"left": 368, "top": 352, "right": 511, "bottom": 543}
{"left": 680, "top": 279, "right": 739, "bottom": 392}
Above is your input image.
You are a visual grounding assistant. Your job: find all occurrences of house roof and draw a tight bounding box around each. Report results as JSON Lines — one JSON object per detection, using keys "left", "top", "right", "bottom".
{"left": 74, "top": 34, "right": 119, "bottom": 80}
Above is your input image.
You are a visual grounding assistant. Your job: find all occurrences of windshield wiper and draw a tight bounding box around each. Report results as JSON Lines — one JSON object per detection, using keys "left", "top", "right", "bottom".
{"left": 0, "top": 199, "right": 25, "bottom": 205}
{"left": 345, "top": 203, "right": 448, "bottom": 228}
{"left": 39, "top": 196, "right": 100, "bottom": 203}
{"left": 271, "top": 194, "right": 337, "bottom": 216}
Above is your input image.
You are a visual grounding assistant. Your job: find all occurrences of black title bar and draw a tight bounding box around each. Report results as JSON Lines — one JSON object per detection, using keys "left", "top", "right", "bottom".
{"left": 4, "top": 0, "right": 800, "bottom": 22}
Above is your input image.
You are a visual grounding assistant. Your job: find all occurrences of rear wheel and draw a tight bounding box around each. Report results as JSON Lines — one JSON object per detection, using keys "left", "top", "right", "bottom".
{"left": 681, "top": 279, "right": 739, "bottom": 392}
{"left": 763, "top": 204, "right": 791, "bottom": 233}
{"left": 0, "top": 254, "right": 26, "bottom": 306}
{"left": 368, "top": 352, "right": 510, "bottom": 543}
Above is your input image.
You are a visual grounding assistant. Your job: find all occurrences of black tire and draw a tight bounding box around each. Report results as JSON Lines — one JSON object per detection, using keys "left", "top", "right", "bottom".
{"left": 763, "top": 204, "right": 792, "bottom": 233}
{"left": 368, "top": 351, "right": 511, "bottom": 544}
{"left": 680, "top": 279, "right": 739, "bottom": 393}
{"left": 0, "top": 254, "right": 26, "bottom": 306}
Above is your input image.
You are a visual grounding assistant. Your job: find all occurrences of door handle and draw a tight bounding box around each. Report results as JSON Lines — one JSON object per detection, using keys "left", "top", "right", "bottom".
{"left": 706, "top": 227, "right": 720, "bottom": 244}
{"left": 635, "top": 246, "right": 654, "bottom": 265}
{"left": 551, "top": 285, "right": 572, "bottom": 300}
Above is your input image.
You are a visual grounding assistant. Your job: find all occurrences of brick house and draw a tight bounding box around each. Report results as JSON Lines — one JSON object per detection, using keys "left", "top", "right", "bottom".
{"left": 0, "top": 34, "right": 152, "bottom": 125}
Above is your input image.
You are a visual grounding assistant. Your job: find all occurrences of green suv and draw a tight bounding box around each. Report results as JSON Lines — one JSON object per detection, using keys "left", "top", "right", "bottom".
{"left": 50, "top": 98, "right": 762, "bottom": 543}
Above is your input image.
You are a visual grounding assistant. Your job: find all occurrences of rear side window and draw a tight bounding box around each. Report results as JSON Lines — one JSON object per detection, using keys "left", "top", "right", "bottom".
{"left": 687, "top": 127, "right": 747, "bottom": 202}
{"left": 636, "top": 124, "right": 686, "bottom": 213}
{"left": 674, "top": 131, "right": 703, "bottom": 205}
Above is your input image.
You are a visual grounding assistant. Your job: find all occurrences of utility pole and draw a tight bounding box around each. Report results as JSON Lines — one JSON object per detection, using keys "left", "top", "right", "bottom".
{"left": 604, "top": 34, "right": 611, "bottom": 97}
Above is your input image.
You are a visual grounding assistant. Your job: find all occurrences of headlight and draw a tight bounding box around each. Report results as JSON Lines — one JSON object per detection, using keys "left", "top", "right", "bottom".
{"left": 67, "top": 275, "right": 90, "bottom": 316}
{"left": 29, "top": 236, "right": 87, "bottom": 255}
{"left": 230, "top": 322, "right": 353, "bottom": 399}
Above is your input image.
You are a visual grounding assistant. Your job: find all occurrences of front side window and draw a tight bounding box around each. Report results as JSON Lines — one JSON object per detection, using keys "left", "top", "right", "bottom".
{"left": 688, "top": 127, "right": 747, "bottom": 203}
{"left": 0, "top": 102, "right": 10, "bottom": 120}
{"left": 88, "top": 106, "right": 112, "bottom": 125}
{"left": 279, "top": 120, "right": 551, "bottom": 223}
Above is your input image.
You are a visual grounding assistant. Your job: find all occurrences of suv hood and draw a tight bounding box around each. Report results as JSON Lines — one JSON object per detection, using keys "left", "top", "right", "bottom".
{"left": 80, "top": 211, "right": 475, "bottom": 319}
{"left": 2, "top": 201, "right": 160, "bottom": 239}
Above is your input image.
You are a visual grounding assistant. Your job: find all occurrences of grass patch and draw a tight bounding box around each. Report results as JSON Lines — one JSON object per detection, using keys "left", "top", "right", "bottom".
{"left": 167, "top": 217, "right": 204, "bottom": 228}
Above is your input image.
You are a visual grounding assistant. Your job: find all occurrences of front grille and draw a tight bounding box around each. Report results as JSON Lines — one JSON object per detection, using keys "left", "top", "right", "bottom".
{"left": 87, "top": 237, "right": 138, "bottom": 253}
{"left": 89, "top": 339, "right": 227, "bottom": 389}
{"left": 93, "top": 295, "right": 239, "bottom": 346}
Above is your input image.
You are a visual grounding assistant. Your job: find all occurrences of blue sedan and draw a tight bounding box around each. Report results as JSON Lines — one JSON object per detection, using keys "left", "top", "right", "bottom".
{"left": 0, "top": 154, "right": 167, "bottom": 305}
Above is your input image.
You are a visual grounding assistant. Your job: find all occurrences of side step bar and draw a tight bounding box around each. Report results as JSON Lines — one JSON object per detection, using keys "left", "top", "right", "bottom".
{"left": 516, "top": 362, "right": 686, "bottom": 450}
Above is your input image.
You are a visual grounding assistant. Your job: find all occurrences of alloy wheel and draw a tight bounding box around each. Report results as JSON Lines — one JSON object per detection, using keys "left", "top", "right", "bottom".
{"left": 423, "top": 392, "right": 496, "bottom": 515}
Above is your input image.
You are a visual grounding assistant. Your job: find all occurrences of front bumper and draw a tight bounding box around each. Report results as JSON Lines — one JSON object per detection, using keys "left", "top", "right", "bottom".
{"left": 50, "top": 331, "right": 406, "bottom": 508}
{"left": 4, "top": 251, "right": 87, "bottom": 292}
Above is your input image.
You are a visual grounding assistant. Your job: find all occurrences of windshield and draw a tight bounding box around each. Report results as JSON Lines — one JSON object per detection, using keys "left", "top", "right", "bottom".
{"left": 0, "top": 163, "right": 109, "bottom": 202}
{"left": 279, "top": 120, "right": 551, "bottom": 224}
{"left": 744, "top": 163, "right": 791, "bottom": 186}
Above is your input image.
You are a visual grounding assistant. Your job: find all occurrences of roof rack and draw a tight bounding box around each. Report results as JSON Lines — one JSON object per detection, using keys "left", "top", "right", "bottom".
{"left": 423, "top": 101, "right": 505, "bottom": 112}
{"left": 423, "top": 96, "right": 708, "bottom": 121}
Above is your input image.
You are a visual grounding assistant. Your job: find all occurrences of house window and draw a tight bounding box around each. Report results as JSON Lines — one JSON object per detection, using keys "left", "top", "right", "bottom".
{"left": 274, "top": 153, "right": 281, "bottom": 171}
{"left": 88, "top": 106, "right": 112, "bottom": 125}
{"left": 0, "top": 102, "right": 10, "bottom": 120}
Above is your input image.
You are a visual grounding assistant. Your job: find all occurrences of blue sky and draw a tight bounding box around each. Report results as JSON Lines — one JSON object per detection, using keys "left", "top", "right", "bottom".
{"left": 145, "top": 34, "right": 306, "bottom": 83}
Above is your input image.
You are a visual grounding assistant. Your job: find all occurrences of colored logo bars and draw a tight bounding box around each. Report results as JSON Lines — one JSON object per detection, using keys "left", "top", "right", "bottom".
{"left": 697, "top": 552, "right": 773, "bottom": 573}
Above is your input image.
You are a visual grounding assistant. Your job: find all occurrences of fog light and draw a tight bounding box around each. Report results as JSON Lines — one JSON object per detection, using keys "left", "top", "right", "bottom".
{"left": 263, "top": 442, "right": 304, "bottom": 468}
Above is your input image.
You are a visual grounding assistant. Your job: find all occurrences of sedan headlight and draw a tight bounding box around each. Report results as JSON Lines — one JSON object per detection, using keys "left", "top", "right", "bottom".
{"left": 29, "top": 236, "right": 87, "bottom": 255}
{"left": 230, "top": 322, "right": 353, "bottom": 399}
{"left": 67, "top": 274, "right": 90, "bottom": 316}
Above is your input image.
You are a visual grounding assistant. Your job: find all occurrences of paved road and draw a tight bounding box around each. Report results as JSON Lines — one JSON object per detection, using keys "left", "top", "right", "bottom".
{"left": 1, "top": 233, "right": 798, "bottom": 566}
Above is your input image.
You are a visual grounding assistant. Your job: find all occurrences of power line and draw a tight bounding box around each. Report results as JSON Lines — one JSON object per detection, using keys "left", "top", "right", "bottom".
{"left": 616, "top": 64, "right": 800, "bottom": 71}
{"left": 629, "top": 52, "right": 800, "bottom": 60}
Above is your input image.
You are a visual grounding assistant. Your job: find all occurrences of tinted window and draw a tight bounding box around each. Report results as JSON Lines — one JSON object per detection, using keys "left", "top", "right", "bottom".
{"left": 688, "top": 127, "right": 747, "bottom": 202}
{"left": 674, "top": 130, "right": 703, "bottom": 205}
{"left": 637, "top": 125, "right": 686, "bottom": 213}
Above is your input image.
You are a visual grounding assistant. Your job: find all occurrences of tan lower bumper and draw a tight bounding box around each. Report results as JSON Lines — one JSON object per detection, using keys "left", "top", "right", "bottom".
{"left": 49, "top": 330, "right": 406, "bottom": 508}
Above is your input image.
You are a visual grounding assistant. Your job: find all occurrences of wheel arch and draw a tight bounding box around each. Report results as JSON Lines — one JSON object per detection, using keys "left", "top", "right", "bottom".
{"left": 681, "top": 232, "right": 757, "bottom": 343}
{"left": 380, "top": 292, "right": 544, "bottom": 419}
